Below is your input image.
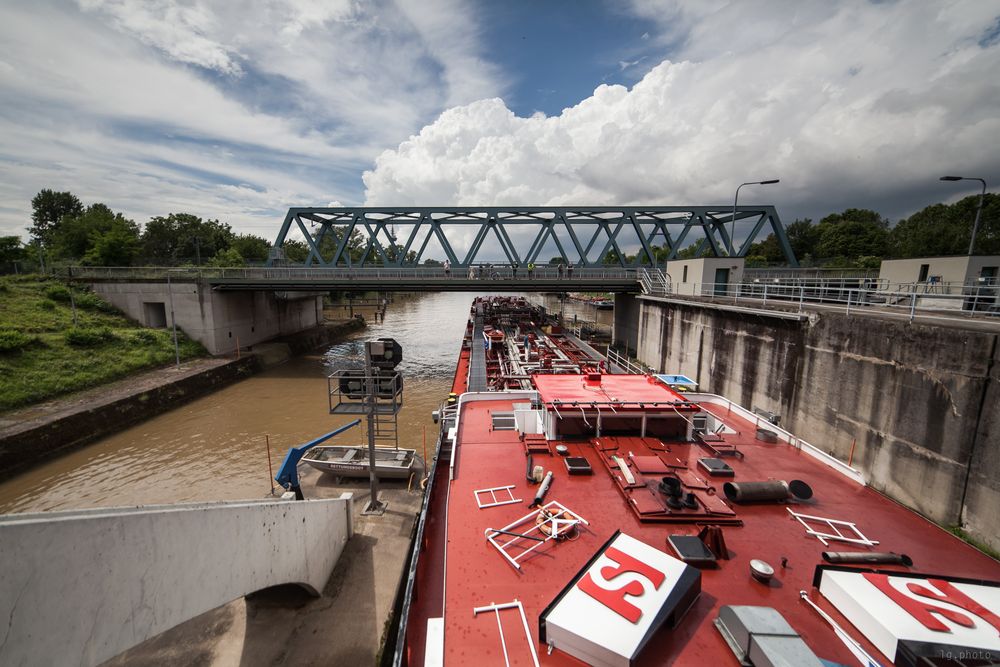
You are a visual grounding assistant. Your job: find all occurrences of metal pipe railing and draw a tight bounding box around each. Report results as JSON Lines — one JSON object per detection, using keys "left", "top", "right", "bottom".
{"left": 643, "top": 280, "right": 1000, "bottom": 320}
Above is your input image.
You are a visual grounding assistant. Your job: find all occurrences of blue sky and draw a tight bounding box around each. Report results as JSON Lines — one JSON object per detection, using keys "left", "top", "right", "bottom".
{"left": 482, "top": 2, "right": 662, "bottom": 117}
{"left": 1, "top": 0, "right": 998, "bottom": 247}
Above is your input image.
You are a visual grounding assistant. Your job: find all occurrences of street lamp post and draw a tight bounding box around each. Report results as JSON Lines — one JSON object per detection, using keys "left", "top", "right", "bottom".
{"left": 731, "top": 179, "right": 780, "bottom": 256}
{"left": 940, "top": 176, "right": 988, "bottom": 255}
{"left": 166, "top": 270, "right": 180, "bottom": 369}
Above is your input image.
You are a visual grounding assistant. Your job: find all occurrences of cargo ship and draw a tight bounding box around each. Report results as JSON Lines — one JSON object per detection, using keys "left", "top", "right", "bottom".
{"left": 393, "top": 296, "right": 1000, "bottom": 667}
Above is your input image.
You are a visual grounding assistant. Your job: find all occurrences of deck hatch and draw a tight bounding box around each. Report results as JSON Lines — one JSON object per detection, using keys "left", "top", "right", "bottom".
{"left": 490, "top": 411, "right": 517, "bottom": 430}
{"left": 539, "top": 531, "right": 700, "bottom": 667}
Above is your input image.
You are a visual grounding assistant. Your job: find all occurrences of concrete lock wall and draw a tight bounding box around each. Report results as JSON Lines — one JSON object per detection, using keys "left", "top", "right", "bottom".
{"left": 92, "top": 282, "right": 323, "bottom": 354}
{"left": 630, "top": 297, "right": 1000, "bottom": 551}
{"left": 0, "top": 495, "right": 354, "bottom": 667}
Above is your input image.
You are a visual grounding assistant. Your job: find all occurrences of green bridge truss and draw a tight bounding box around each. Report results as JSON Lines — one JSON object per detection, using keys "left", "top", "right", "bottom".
{"left": 269, "top": 206, "right": 797, "bottom": 268}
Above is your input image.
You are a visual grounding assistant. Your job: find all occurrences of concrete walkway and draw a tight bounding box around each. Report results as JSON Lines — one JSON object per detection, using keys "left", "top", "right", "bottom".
{"left": 102, "top": 466, "right": 423, "bottom": 666}
{"left": 0, "top": 357, "right": 234, "bottom": 435}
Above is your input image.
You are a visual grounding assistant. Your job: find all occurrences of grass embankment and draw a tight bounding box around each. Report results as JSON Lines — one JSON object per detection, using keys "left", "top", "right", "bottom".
{"left": 0, "top": 275, "right": 204, "bottom": 412}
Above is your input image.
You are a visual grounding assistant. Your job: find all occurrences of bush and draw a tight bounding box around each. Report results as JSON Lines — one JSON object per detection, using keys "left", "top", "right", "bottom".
{"left": 45, "top": 284, "right": 72, "bottom": 302}
{"left": 39, "top": 299, "right": 56, "bottom": 311}
{"left": 0, "top": 329, "right": 38, "bottom": 353}
{"left": 64, "top": 327, "right": 116, "bottom": 347}
{"left": 74, "top": 291, "right": 118, "bottom": 313}
{"left": 132, "top": 329, "right": 160, "bottom": 344}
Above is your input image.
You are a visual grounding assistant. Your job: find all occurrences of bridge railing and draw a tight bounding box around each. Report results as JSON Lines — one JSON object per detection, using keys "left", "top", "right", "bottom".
{"left": 656, "top": 280, "right": 1000, "bottom": 321}
{"left": 63, "top": 265, "right": 641, "bottom": 283}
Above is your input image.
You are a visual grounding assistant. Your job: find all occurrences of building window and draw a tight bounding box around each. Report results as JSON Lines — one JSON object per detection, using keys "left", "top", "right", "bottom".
{"left": 682, "top": 266, "right": 688, "bottom": 283}
{"left": 918, "top": 264, "right": 929, "bottom": 282}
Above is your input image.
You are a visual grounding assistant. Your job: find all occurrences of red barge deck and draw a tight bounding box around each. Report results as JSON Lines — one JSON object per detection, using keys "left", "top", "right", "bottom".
{"left": 397, "top": 297, "right": 1000, "bottom": 667}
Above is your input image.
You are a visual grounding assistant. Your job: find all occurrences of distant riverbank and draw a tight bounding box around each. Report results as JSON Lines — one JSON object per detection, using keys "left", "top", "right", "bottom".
{"left": 0, "top": 274, "right": 204, "bottom": 412}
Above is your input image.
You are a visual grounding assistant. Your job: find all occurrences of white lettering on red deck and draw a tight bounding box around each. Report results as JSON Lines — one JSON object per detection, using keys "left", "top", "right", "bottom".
{"left": 864, "top": 573, "right": 1000, "bottom": 635}
{"left": 818, "top": 568, "right": 1000, "bottom": 663}
{"left": 577, "top": 546, "right": 666, "bottom": 623}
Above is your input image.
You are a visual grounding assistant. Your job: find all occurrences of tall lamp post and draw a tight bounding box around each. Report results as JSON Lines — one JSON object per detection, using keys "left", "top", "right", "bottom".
{"left": 940, "top": 176, "right": 988, "bottom": 255}
{"left": 731, "top": 179, "right": 779, "bottom": 256}
{"left": 166, "top": 269, "right": 181, "bottom": 369}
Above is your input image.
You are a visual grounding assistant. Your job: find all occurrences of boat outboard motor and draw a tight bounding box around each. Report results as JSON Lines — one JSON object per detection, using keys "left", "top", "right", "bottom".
{"left": 530, "top": 471, "right": 554, "bottom": 507}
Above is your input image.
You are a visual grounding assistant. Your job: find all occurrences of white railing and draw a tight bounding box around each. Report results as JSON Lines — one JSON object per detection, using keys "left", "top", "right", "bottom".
{"left": 62, "top": 265, "right": 642, "bottom": 283}
{"left": 607, "top": 348, "right": 649, "bottom": 374}
{"left": 648, "top": 281, "right": 1000, "bottom": 321}
{"left": 687, "top": 392, "right": 866, "bottom": 485}
{"left": 638, "top": 268, "right": 672, "bottom": 295}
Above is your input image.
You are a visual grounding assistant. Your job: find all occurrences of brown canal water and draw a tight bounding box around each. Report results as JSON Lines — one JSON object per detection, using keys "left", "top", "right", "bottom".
{"left": 0, "top": 291, "right": 613, "bottom": 513}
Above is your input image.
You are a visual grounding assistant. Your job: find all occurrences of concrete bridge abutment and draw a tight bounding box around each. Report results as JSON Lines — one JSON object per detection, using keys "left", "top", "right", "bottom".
{"left": 91, "top": 280, "right": 324, "bottom": 355}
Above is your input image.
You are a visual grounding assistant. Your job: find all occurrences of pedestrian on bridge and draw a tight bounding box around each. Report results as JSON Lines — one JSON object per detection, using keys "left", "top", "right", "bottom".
{"left": 444, "top": 259, "right": 451, "bottom": 276}
{"left": 512, "top": 262, "right": 517, "bottom": 278}
{"left": 557, "top": 262, "right": 564, "bottom": 279}
{"left": 528, "top": 262, "right": 535, "bottom": 278}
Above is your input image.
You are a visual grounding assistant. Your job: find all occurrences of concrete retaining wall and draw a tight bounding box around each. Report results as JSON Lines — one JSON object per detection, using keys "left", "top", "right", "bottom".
{"left": 0, "top": 357, "right": 259, "bottom": 480}
{"left": 92, "top": 281, "right": 324, "bottom": 355}
{"left": 630, "top": 296, "right": 999, "bottom": 551}
{"left": 0, "top": 496, "right": 354, "bottom": 667}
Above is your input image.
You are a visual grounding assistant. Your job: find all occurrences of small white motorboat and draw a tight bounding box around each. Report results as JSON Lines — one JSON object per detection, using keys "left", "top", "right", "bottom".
{"left": 301, "top": 445, "right": 418, "bottom": 479}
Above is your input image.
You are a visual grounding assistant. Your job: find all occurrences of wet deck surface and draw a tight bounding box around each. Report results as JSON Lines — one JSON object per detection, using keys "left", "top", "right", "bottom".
{"left": 427, "top": 394, "right": 1000, "bottom": 666}
{"left": 102, "top": 465, "right": 424, "bottom": 667}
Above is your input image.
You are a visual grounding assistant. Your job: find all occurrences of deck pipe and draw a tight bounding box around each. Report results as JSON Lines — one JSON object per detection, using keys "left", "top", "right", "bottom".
{"left": 530, "top": 471, "right": 554, "bottom": 507}
{"left": 723, "top": 480, "right": 813, "bottom": 503}
{"left": 822, "top": 552, "right": 913, "bottom": 566}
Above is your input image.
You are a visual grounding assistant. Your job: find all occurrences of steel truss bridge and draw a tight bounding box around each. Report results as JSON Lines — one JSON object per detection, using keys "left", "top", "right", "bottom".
{"left": 269, "top": 206, "right": 798, "bottom": 268}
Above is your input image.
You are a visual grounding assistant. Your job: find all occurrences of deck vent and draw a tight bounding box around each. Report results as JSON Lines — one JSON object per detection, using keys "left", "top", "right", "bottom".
{"left": 564, "top": 457, "right": 592, "bottom": 475}
{"left": 584, "top": 372, "right": 602, "bottom": 386}
{"left": 491, "top": 411, "right": 516, "bottom": 431}
{"left": 714, "top": 606, "right": 824, "bottom": 667}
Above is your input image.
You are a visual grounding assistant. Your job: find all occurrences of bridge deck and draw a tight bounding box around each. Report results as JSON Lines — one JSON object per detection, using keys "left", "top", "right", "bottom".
{"left": 67, "top": 267, "right": 642, "bottom": 293}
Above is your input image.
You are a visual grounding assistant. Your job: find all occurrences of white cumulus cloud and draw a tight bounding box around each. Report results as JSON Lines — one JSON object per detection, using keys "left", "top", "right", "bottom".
{"left": 363, "top": 1, "right": 1000, "bottom": 227}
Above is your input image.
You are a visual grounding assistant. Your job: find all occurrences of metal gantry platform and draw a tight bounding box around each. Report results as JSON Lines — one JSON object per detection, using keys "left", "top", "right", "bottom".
{"left": 268, "top": 206, "right": 797, "bottom": 268}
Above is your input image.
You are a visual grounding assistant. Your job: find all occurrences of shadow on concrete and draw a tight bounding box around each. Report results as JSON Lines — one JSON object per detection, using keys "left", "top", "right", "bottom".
{"left": 100, "top": 603, "right": 237, "bottom": 667}
{"left": 237, "top": 534, "right": 380, "bottom": 666}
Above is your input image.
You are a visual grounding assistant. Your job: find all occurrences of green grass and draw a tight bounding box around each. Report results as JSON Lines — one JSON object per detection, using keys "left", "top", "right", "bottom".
{"left": 0, "top": 275, "right": 205, "bottom": 412}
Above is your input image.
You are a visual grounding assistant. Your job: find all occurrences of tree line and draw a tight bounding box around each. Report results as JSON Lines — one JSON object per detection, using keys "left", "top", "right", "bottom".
{"left": 0, "top": 189, "right": 409, "bottom": 271}
{"left": 737, "top": 195, "right": 998, "bottom": 268}
{"left": 1, "top": 189, "right": 996, "bottom": 270}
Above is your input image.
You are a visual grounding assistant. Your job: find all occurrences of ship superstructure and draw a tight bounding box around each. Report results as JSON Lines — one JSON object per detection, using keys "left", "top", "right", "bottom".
{"left": 397, "top": 297, "right": 1000, "bottom": 667}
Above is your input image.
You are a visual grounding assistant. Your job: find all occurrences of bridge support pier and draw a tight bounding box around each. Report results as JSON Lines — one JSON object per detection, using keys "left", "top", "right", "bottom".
{"left": 91, "top": 281, "right": 324, "bottom": 355}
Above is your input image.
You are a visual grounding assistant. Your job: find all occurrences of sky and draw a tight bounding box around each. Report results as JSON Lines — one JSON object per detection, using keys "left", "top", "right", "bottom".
{"left": 1, "top": 0, "right": 999, "bottom": 249}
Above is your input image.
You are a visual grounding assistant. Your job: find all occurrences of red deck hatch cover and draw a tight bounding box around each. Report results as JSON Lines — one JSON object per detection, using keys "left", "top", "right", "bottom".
{"left": 630, "top": 456, "right": 670, "bottom": 474}
{"left": 628, "top": 488, "right": 666, "bottom": 515}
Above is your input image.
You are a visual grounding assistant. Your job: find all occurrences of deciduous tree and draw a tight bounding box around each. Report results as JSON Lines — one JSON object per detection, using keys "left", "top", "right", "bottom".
{"left": 30, "top": 189, "right": 83, "bottom": 245}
